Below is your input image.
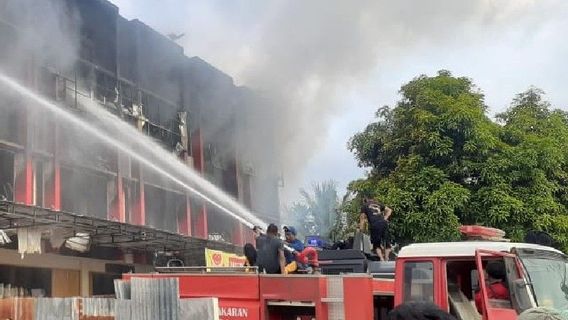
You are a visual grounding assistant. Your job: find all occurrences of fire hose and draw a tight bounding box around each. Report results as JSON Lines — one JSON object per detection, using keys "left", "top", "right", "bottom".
{"left": 254, "top": 226, "right": 319, "bottom": 269}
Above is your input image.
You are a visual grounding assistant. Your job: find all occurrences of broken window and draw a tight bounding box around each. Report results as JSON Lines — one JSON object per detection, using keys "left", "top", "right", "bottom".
{"left": 61, "top": 166, "right": 109, "bottom": 219}
{"left": 144, "top": 184, "right": 184, "bottom": 233}
{"left": 30, "top": 106, "right": 55, "bottom": 154}
{"left": 0, "top": 149, "right": 14, "bottom": 201}
{"left": 0, "top": 265, "right": 52, "bottom": 297}
{"left": 58, "top": 122, "right": 117, "bottom": 173}
{"left": 0, "top": 99, "right": 24, "bottom": 146}
{"left": 207, "top": 207, "right": 233, "bottom": 244}
{"left": 94, "top": 70, "right": 117, "bottom": 105}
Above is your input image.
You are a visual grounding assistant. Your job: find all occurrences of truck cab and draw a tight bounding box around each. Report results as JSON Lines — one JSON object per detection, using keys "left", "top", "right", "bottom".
{"left": 393, "top": 227, "right": 568, "bottom": 319}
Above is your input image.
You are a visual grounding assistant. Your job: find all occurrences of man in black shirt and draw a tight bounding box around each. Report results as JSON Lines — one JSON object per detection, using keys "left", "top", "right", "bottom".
{"left": 253, "top": 225, "right": 268, "bottom": 249}
{"left": 359, "top": 197, "right": 393, "bottom": 261}
{"left": 256, "top": 223, "right": 286, "bottom": 274}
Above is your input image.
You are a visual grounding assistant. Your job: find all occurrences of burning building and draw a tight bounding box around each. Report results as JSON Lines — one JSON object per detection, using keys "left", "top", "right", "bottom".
{"left": 0, "top": 0, "right": 280, "bottom": 297}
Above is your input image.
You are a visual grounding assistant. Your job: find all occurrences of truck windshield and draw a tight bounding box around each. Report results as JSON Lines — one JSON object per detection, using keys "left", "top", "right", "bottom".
{"left": 521, "top": 256, "right": 568, "bottom": 311}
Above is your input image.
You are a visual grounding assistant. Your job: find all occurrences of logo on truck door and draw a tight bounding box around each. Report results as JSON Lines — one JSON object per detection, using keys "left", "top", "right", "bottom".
{"left": 220, "top": 307, "right": 249, "bottom": 318}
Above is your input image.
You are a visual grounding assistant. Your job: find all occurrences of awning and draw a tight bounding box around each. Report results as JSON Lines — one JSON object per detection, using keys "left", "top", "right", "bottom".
{"left": 0, "top": 200, "right": 239, "bottom": 254}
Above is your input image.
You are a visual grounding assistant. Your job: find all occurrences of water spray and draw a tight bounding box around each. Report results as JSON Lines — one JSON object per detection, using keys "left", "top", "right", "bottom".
{"left": 0, "top": 72, "right": 266, "bottom": 231}
{"left": 75, "top": 94, "right": 266, "bottom": 230}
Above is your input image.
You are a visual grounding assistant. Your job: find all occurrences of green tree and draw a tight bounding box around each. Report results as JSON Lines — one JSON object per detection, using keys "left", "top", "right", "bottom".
{"left": 346, "top": 71, "right": 568, "bottom": 250}
{"left": 288, "top": 181, "right": 340, "bottom": 239}
{"left": 488, "top": 88, "right": 568, "bottom": 246}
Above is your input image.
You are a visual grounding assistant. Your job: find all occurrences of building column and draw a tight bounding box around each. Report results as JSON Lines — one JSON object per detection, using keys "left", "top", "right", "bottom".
{"left": 15, "top": 107, "right": 32, "bottom": 205}
{"left": 191, "top": 128, "right": 208, "bottom": 239}
{"left": 131, "top": 174, "right": 145, "bottom": 226}
{"left": 44, "top": 160, "right": 61, "bottom": 211}
{"left": 108, "top": 153, "right": 126, "bottom": 222}
{"left": 42, "top": 105, "right": 61, "bottom": 210}
{"left": 232, "top": 223, "right": 244, "bottom": 247}
{"left": 178, "top": 195, "right": 192, "bottom": 236}
{"left": 177, "top": 113, "right": 192, "bottom": 237}
{"left": 14, "top": 155, "right": 33, "bottom": 205}
{"left": 113, "top": 175, "right": 126, "bottom": 222}
{"left": 131, "top": 112, "right": 146, "bottom": 226}
{"left": 194, "top": 206, "right": 208, "bottom": 239}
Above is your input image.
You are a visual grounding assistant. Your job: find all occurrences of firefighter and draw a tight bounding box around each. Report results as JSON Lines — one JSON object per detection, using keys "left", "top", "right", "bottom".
{"left": 283, "top": 226, "right": 304, "bottom": 274}
{"left": 256, "top": 224, "right": 286, "bottom": 274}
{"left": 359, "top": 197, "right": 393, "bottom": 261}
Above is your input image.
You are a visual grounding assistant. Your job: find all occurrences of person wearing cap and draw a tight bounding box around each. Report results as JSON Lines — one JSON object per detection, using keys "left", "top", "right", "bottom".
{"left": 256, "top": 223, "right": 286, "bottom": 274}
{"left": 283, "top": 226, "right": 304, "bottom": 274}
{"left": 474, "top": 260, "right": 510, "bottom": 313}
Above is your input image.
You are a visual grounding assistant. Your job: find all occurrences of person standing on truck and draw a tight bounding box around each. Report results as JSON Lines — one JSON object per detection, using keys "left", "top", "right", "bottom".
{"left": 474, "top": 260, "right": 510, "bottom": 313}
{"left": 359, "top": 197, "right": 393, "bottom": 261}
{"left": 256, "top": 223, "right": 286, "bottom": 274}
{"left": 283, "top": 226, "right": 304, "bottom": 273}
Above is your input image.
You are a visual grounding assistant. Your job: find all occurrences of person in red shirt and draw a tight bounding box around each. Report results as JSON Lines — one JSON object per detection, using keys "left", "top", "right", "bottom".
{"left": 475, "top": 260, "right": 510, "bottom": 313}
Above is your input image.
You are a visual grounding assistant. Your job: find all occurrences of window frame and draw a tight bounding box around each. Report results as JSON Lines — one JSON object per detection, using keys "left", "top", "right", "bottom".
{"left": 402, "top": 260, "right": 436, "bottom": 303}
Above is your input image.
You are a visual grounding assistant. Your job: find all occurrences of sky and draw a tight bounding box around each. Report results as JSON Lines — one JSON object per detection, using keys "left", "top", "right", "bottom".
{"left": 109, "top": 0, "right": 568, "bottom": 206}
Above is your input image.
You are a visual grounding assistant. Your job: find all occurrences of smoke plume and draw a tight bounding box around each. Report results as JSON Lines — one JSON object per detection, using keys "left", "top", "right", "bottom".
{"left": 112, "top": 0, "right": 568, "bottom": 203}
{"left": 0, "top": 0, "right": 79, "bottom": 75}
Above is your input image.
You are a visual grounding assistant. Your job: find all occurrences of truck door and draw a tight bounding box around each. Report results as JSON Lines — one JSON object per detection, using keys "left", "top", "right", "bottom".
{"left": 394, "top": 259, "right": 437, "bottom": 306}
{"left": 474, "top": 249, "right": 518, "bottom": 320}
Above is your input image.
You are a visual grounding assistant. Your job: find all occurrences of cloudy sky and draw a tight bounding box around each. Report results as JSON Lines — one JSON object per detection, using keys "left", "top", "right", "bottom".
{"left": 110, "top": 0, "right": 568, "bottom": 205}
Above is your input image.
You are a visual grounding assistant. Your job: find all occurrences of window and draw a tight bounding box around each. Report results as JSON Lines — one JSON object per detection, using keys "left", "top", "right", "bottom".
{"left": 404, "top": 261, "right": 434, "bottom": 302}
{"left": 0, "top": 149, "right": 14, "bottom": 201}
{"left": 522, "top": 256, "right": 568, "bottom": 310}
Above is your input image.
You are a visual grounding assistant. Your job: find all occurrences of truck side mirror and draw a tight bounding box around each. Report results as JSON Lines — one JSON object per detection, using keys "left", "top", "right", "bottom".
{"left": 512, "top": 279, "right": 534, "bottom": 312}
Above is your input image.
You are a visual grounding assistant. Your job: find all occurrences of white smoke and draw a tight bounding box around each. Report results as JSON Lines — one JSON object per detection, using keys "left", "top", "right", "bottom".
{"left": 0, "top": 0, "right": 79, "bottom": 75}
{"left": 110, "top": 0, "right": 568, "bottom": 203}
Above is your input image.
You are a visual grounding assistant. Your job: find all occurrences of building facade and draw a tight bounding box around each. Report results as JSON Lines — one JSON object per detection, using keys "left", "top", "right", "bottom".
{"left": 0, "top": 0, "right": 280, "bottom": 297}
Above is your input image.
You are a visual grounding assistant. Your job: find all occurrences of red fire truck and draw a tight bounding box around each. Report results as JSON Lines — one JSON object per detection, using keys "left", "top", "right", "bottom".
{"left": 126, "top": 226, "right": 568, "bottom": 319}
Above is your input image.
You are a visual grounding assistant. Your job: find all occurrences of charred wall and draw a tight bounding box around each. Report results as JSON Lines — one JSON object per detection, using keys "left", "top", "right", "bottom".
{"left": 0, "top": 0, "right": 278, "bottom": 245}
{"left": 75, "top": 0, "right": 119, "bottom": 74}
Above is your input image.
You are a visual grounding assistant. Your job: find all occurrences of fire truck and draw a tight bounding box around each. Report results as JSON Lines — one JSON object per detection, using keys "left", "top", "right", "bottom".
{"left": 126, "top": 226, "right": 568, "bottom": 319}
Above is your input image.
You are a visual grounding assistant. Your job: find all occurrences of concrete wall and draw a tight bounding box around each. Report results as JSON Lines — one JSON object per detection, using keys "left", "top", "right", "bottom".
{"left": 0, "top": 248, "right": 152, "bottom": 297}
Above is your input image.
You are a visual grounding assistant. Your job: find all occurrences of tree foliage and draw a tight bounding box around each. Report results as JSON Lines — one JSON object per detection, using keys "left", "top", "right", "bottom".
{"left": 347, "top": 71, "right": 568, "bottom": 250}
{"left": 288, "top": 181, "right": 340, "bottom": 239}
